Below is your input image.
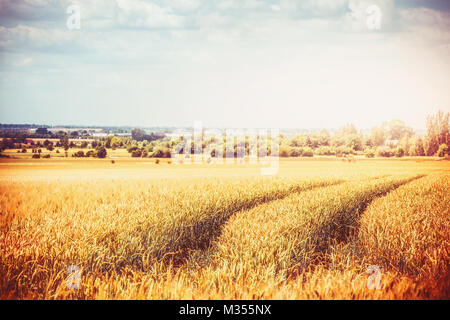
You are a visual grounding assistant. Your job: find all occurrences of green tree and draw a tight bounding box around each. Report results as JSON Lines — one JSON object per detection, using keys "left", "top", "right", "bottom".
{"left": 110, "top": 136, "right": 122, "bottom": 148}
{"left": 105, "top": 136, "right": 113, "bottom": 148}
{"left": 370, "top": 126, "right": 386, "bottom": 146}
{"left": 131, "top": 149, "right": 142, "bottom": 158}
{"left": 95, "top": 146, "right": 107, "bottom": 158}
{"left": 411, "top": 137, "right": 425, "bottom": 156}
{"left": 395, "top": 147, "right": 405, "bottom": 157}
{"left": 437, "top": 144, "right": 448, "bottom": 157}
{"left": 345, "top": 134, "right": 363, "bottom": 151}
{"left": 377, "top": 147, "right": 393, "bottom": 157}
{"left": 382, "top": 119, "right": 413, "bottom": 140}
{"left": 131, "top": 129, "right": 146, "bottom": 142}
{"left": 337, "top": 123, "right": 357, "bottom": 136}
{"left": 364, "top": 149, "right": 375, "bottom": 158}
{"left": 60, "top": 136, "right": 69, "bottom": 151}
{"left": 424, "top": 110, "right": 449, "bottom": 156}
{"left": 36, "top": 128, "right": 48, "bottom": 135}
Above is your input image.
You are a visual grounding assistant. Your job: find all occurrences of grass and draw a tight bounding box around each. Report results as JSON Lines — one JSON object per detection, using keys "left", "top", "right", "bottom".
{"left": 0, "top": 158, "right": 448, "bottom": 299}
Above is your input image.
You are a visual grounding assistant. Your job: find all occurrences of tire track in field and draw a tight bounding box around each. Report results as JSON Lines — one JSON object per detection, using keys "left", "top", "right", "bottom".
{"left": 193, "top": 175, "right": 425, "bottom": 280}
{"left": 352, "top": 172, "right": 449, "bottom": 276}
{"left": 166, "top": 174, "right": 397, "bottom": 267}
{"left": 157, "top": 179, "right": 344, "bottom": 266}
{"left": 286, "top": 174, "right": 426, "bottom": 276}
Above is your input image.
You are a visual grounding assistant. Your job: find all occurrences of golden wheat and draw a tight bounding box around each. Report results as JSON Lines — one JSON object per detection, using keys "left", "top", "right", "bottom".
{"left": 0, "top": 159, "right": 448, "bottom": 299}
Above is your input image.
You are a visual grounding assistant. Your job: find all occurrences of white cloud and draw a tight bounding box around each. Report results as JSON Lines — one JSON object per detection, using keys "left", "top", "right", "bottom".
{"left": 0, "top": 24, "right": 76, "bottom": 50}
{"left": 165, "top": 0, "right": 201, "bottom": 12}
{"left": 280, "top": 0, "right": 348, "bottom": 17}
{"left": 115, "top": 0, "right": 185, "bottom": 29}
{"left": 16, "top": 56, "right": 33, "bottom": 66}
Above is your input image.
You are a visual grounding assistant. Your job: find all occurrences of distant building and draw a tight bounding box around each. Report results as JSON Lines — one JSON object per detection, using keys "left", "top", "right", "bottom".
{"left": 92, "top": 133, "right": 109, "bottom": 138}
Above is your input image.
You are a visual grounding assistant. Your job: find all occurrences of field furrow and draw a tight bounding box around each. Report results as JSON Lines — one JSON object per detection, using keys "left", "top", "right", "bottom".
{"left": 357, "top": 172, "right": 450, "bottom": 277}
{"left": 275, "top": 172, "right": 450, "bottom": 300}
{"left": 195, "top": 175, "right": 423, "bottom": 285}
{"left": 0, "top": 176, "right": 339, "bottom": 298}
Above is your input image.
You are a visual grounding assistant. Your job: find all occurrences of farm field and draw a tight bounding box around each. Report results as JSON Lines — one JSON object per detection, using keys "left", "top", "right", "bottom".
{"left": 0, "top": 158, "right": 448, "bottom": 299}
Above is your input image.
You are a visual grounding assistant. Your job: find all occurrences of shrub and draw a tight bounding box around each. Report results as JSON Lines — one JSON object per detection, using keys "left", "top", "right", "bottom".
{"left": 42, "top": 154, "right": 50, "bottom": 159}
{"left": 395, "top": 147, "right": 405, "bottom": 158}
{"left": 151, "top": 148, "right": 164, "bottom": 158}
{"left": 155, "top": 159, "right": 160, "bottom": 164}
{"left": 289, "top": 147, "right": 303, "bottom": 157}
{"left": 335, "top": 146, "right": 355, "bottom": 157}
{"left": 364, "top": 149, "right": 376, "bottom": 158}
{"left": 163, "top": 148, "right": 172, "bottom": 158}
{"left": 315, "top": 146, "right": 335, "bottom": 156}
{"left": 131, "top": 150, "right": 142, "bottom": 158}
{"left": 32, "top": 154, "right": 40, "bottom": 159}
{"left": 85, "top": 150, "right": 95, "bottom": 157}
{"left": 95, "top": 146, "right": 107, "bottom": 159}
{"left": 127, "top": 146, "right": 139, "bottom": 153}
{"left": 21, "top": 148, "right": 27, "bottom": 153}
{"left": 436, "top": 144, "right": 448, "bottom": 157}
{"left": 73, "top": 151, "right": 85, "bottom": 158}
{"left": 279, "top": 147, "right": 290, "bottom": 158}
{"left": 302, "top": 147, "right": 314, "bottom": 157}
{"left": 377, "top": 147, "right": 394, "bottom": 158}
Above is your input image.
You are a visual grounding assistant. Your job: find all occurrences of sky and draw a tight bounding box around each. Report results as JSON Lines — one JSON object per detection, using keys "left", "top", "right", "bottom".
{"left": 0, "top": 0, "right": 449, "bottom": 130}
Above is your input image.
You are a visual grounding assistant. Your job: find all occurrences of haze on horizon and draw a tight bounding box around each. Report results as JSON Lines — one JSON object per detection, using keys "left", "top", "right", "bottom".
{"left": 1, "top": 0, "right": 450, "bottom": 131}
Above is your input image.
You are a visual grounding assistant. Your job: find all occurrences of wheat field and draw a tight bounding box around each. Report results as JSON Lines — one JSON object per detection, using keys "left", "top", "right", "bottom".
{"left": 0, "top": 158, "right": 448, "bottom": 299}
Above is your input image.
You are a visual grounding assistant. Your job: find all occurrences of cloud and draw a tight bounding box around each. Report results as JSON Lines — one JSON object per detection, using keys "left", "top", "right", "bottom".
{"left": 279, "top": 0, "right": 349, "bottom": 18}
{"left": 398, "top": 7, "right": 450, "bottom": 46}
{"left": 15, "top": 56, "right": 33, "bottom": 66}
{"left": 1, "top": 24, "right": 64, "bottom": 47}
{"left": 115, "top": 0, "right": 185, "bottom": 29}
{"left": 396, "top": 0, "right": 450, "bottom": 12}
{"left": 0, "top": 0, "right": 69, "bottom": 26}
{"left": 163, "top": 0, "right": 201, "bottom": 12}
{"left": 0, "top": 0, "right": 187, "bottom": 30}
{"left": 0, "top": 24, "right": 85, "bottom": 53}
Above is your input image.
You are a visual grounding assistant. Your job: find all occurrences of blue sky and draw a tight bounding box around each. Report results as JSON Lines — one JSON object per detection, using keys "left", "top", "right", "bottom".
{"left": 0, "top": 0, "right": 449, "bottom": 129}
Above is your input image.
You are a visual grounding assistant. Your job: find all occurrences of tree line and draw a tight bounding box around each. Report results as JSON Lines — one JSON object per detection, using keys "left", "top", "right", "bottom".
{"left": 0, "top": 110, "right": 448, "bottom": 159}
